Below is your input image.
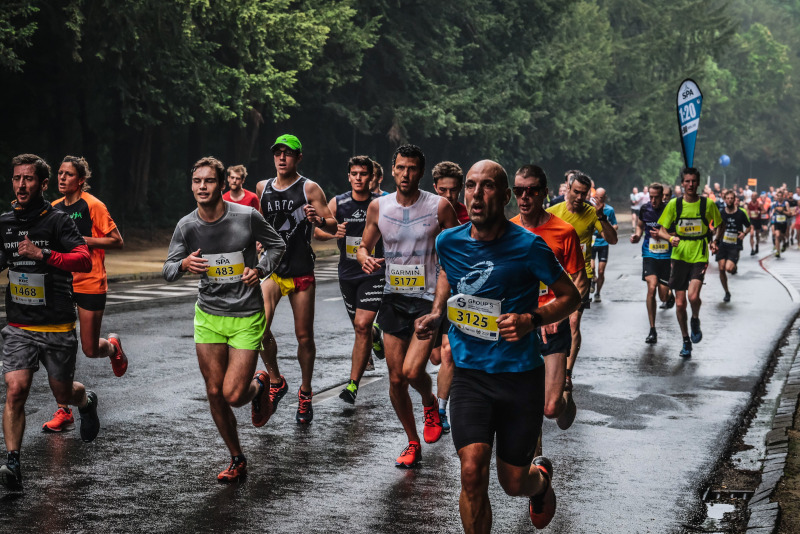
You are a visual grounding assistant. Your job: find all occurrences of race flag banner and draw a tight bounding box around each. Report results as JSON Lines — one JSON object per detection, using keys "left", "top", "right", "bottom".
{"left": 677, "top": 79, "right": 703, "bottom": 168}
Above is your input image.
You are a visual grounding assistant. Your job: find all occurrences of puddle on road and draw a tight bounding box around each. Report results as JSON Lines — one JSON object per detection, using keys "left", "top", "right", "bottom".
{"left": 702, "top": 502, "right": 736, "bottom": 532}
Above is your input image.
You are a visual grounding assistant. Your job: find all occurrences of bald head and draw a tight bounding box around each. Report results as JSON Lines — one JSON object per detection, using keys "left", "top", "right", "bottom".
{"left": 595, "top": 187, "right": 606, "bottom": 201}
{"left": 464, "top": 159, "right": 511, "bottom": 230}
{"left": 467, "top": 160, "right": 509, "bottom": 190}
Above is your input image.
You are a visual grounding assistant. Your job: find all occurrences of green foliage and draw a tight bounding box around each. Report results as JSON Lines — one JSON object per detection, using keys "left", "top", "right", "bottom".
{"left": 0, "top": 2, "right": 38, "bottom": 72}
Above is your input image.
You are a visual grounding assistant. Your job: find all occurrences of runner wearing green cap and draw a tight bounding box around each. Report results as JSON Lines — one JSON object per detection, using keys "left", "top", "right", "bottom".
{"left": 255, "top": 134, "right": 338, "bottom": 424}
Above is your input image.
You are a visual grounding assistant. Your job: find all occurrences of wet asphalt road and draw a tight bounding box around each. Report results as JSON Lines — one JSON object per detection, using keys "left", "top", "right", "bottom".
{"left": 1, "top": 237, "right": 797, "bottom": 533}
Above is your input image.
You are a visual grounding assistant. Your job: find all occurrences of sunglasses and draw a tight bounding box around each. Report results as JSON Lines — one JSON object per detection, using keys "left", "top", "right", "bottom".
{"left": 512, "top": 186, "right": 544, "bottom": 197}
{"left": 273, "top": 148, "right": 298, "bottom": 158}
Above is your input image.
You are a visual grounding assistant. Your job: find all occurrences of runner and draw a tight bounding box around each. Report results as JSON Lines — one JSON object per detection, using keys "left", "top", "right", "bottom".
{"left": 546, "top": 169, "right": 579, "bottom": 207}
{"left": 747, "top": 194, "right": 763, "bottom": 255}
{"left": 1, "top": 154, "right": 96, "bottom": 491}
{"left": 41, "top": 156, "right": 127, "bottom": 433}
{"left": 510, "top": 164, "right": 586, "bottom": 432}
{"left": 630, "top": 182, "right": 674, "bottom": 343}
{"left": 222, "top": 164, "right": 260, "bottom": 210}
{"left": 163, "top": 156, "right": 285, "bottom": 482}
{"left": 590, "top": 187, "right": 617, "bottom": 303}
{"left": 760, "top": 191, "right": 772, "bottom": 246}
{"left": 716, "top": 189, "right": 751, "bottom": 302}
{"left": 656, "top": 167, "right": 724, "bottom": 358}
{"left": 313, "top": 156, "right": 385, "bottom": 404}
{"left": 771, "top": 190, "right": 790, "bottom": 257}
{"left": 416, "top": 159, "right": 580, "bottom": 532}
{"left": 430, "top": 161, "right": 469, "bottom": 432}
{"left": 357, "top": 144, "right": 458, "bottom": 467}
{"left": 370, "top": 161, "right": 389, "bottom": 197}
{"left": 546, "top": 172, "right": 617, "bottom": 398}
{"left": 255, "top": 134, "right": 338, "bottom": 424}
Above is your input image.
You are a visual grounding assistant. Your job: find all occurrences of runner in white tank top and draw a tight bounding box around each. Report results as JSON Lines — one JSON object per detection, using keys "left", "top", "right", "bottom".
{"left": 358, "top": 145, "right": 459, "bottom": 468}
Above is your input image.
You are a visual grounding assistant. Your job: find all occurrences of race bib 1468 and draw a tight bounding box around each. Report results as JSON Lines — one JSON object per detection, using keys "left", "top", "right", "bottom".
{"left": 9, "top": 271, "right": 45, "bottom": 305}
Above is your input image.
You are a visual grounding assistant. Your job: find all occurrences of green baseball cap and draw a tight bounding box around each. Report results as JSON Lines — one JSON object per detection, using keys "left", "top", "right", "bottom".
{"left": 271, "top": 134, "right": 302, "bottom": 152}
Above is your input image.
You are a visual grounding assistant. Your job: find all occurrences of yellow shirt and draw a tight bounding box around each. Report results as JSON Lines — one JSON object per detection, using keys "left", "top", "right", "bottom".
{"left": 546, "top": 202, "right": 603, "bottom": 278}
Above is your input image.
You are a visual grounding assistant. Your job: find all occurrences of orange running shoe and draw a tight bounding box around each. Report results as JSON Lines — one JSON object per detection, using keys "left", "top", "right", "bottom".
{"left": 251, "top": 371, "right": 273, "bottom": 427}
{"left": 395, "top": 441, "right": 421, "bottom": 468}
{"left": 42, "top": 407, "right": 74, "bottom": 432}
{"left": 269, "top": 375, "right": 289, "bottom": 414}
{"left": 296, "top": 389, "right": 314, "bottom": 424}
{"left": 217, "top": 457, "right": 247, "bottom": 483}
{"left": 423, "top": 403, "right": 443, "bottom": 444}
{"left": 108, "top": 334, "right": 128, "bottom": 377}
{"left": 529, "top": 456, "right": 557, "bottom": 529}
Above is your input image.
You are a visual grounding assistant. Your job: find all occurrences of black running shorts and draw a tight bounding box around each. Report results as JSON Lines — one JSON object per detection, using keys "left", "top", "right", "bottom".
{"left": 537, "top": 318, "right": 571, "bottom": 357}
{"left": 73, "top": 292, "right": 107, "bottom": 312}
{"left": 591, "top": 245, "right": 609, "bottom": 263}
{"left": 377, "top": 293, "right": 442, "bottom": 346}
{"left": 338, "top": 275, "right": 384, "bottom": 321}
{"left": 669, "top": 260, "right": 707, "bottom": 291}
{"left": 715, "top": 247, "right": 740, "bottom": 264}
{"left": 642, "top": 257, "right": 671, "bottom": 286}
{"left": 450, "top": 365, "right": 545, "bottom": 467}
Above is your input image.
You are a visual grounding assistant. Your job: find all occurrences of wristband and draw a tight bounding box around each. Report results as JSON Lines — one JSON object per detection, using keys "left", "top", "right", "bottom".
{"left": 531, "top": 311, "right": 543, "bottom": 328}
{"left": 316, "top": 217, "right": 326, "bottom": 228}
{"left": 597, "top": 214, "right": 608, "bottom": 222}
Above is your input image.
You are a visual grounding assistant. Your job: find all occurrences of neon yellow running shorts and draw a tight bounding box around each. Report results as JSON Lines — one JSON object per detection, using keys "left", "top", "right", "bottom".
{"left": 193, "top": 304, "right": 266, "bottom": 350}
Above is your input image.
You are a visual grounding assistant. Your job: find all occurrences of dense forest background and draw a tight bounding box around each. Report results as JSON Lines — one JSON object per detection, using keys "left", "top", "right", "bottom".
{"left": 1, "top": 0, "right": 798, "bottom": 229}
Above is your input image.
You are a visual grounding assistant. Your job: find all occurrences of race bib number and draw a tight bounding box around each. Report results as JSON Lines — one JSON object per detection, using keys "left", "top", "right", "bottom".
{"left": 749, "top": 210, "right": 759, "bottom": 218}
{"left": 447, "top": 293, "right": 500, "bottom": 341}
{"left": 677, "top": 218, "right": 703, "bottom": 237}
{"left": 388, "top": 264, "right": 425, "bottom": 294}
{"left": 776, "top": 214, "right": 787, "bottom": 223}
{"left": 539, "top": 281, "right": 548, "bottom": 297}
{"left": 648, "top": 239, "right": 670, "bottom": 254}
{"left": 205, "top": 252, "right": 245, "bottom": 284}
{"left": 9, "top": 271, "right": 45, "bottom": 305}
{"left": 723, "top": 231, "right": 738, "bottom": 245}
{"left": 761, "top": 213, "right": 770, "bottom": 220}
{"left": 345, "top": 236, "right": 375, "bottom": 260}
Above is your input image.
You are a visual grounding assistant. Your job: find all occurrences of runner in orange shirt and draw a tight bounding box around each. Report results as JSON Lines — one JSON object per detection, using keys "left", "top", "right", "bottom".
{"left": 510, "top": 164, "right": 587, "bottom": 432}
{"left": 43, "top": 156, "right": 126, "bottom": 433}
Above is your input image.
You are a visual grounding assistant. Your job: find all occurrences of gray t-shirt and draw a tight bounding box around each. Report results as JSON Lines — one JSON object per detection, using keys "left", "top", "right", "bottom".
{"left": 163, "top": 201, "right": 285, "bottom": 317}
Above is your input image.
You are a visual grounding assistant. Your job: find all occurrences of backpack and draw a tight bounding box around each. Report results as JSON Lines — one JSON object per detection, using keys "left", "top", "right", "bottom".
{"left": 668, "top": 197, "right": 712, "bottom": 241}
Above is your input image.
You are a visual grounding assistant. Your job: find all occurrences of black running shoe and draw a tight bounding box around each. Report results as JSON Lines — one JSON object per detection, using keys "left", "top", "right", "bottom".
{"left": 339, "top": 380, "right": 358, "bottom": 405}
{"left": 529, "top": 456, "right": 556, "bottom": 529}
{"left": 79, "top": 391, "right": 100, "bottom": 443}
{"left": 296, "top": 389, "right": 314, "bottom": 424}
{"left": 690, "top": 317, "right": 702, "bottom": 343}
{"left": 0, "top": 455, "right": 22, "bottom": 491}
{"left": 723, "top": 292, "right": 731, "bottom": 303}
{"left": 680, "top": 338, "right": 692, "bottom": 358}
{"left": 645, "top": 329, "right": 657, "bottom": 344}
{"left": 665, "top": 293, "right": 675, "bottom": 309}
{"left": 372, "top": 324, "right": 385, "bottom": 360}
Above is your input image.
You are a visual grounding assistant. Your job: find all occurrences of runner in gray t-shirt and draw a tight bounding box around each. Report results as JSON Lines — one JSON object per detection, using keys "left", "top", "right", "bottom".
{"left": 162, "top": 157, "right": 285, "bottom": 483}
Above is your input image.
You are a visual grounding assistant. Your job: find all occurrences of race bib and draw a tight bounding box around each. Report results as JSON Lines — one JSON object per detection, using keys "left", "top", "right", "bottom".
{"left": 749, "top": 210, "right": 759, "bottom": 218}
{"left": 776, "top": 214, "right": 787, "bottom": 223}
{"left": 205, "top": 252, "right": 245, "bottom": 284}
{"left": 538, "top": 281, "right": 548, "bottom": 297}
{"left": 648, "top": 239, "right": 670, "bottom": 254}
{"left": 761, "top": 213, "right": 770, "bottom": 220}
{"left": 388, "top": 264, "right": 425, "bottom": 294}
{"left": 677, "top": 218, "right": 703, "bottom": 237}
{"left": 345, "top": 236, "right": 375, "bottom": 260}
{"left": 447, "top": 293, "right": 500, "bottom": 341}
{"left": 723, "top": 231, "right": 738, "bottom": 245}
{"left": 9, "top": 271, "right": 45, "bottom": 305}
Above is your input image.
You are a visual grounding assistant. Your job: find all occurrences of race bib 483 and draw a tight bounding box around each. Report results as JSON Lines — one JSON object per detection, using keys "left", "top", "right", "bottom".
{"left": 205, "top": 252, "right": 245, "bottom": 284}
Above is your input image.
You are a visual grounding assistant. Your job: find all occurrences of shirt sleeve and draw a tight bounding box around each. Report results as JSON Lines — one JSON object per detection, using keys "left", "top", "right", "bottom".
{"left": 564, "top": 228, "right": 585, "bottom": 275}
{"left": 89, "top": 198, "right": 117, "bottom": 237}
{"left": 251, "top": 210, "right": 286, "bottom": 276}
{"left": 608, "top": 207, "right": 618, "bottom": 226}
{"left": 657, "top": 200, "right": 676, "bottom": 228}
{"left": 528, "top": 235, "right": 563, "bottom": 287}
{"left": 163, "top": 223, "right": 189, "bottom": 282}
{"left": 57, "top": 212, "right": 88, "bottom": 252}
{"left": 592, "top": 210, "right": 603, "bottom": 233}
{"left": 708, "top": 201, "right": 723, "bottom": 227}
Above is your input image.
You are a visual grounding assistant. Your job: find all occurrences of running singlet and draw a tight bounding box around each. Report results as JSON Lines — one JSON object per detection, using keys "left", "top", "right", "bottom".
{"left": 546, "top": 202, "right": 603, "bottom": 278}
{"left": 0, "top": 199, "right": 87, "bottom": 326}
{"left": 510, "top": 213, "right": 583, "bottom": 306}
{"left": 52, "top": 192, "right": 116, "bottom": 295}
{"left": 719, "top": 208, "right": 750, "bottom": 249}
{"left": 593, "top": 204, "right": 617, "bottom": 247}
{"left": 222, "top": 189, "right": 260, "bottom": 211}
{"left": 639, "top": 202, "right": 671, "bottom": 259}
{"left": 747, "top": 200, "right": 761, "bottom": 221}
{"left": 335, "top": 191, "right": 385, "bottom": 280}
{"left": 455, "top": 202, "right": 469, "bottom": 224}
{"left": 260, "top": 176, "right": 314, "bottom": 277}
{"left": 657, "top": 197, "right": 723, "bottom": 263}
{"left": 377, "top": 191, "right": 441, "bottom": 301}
{"left": 772, "top": 201, "right": 789, "bottom": 224}
{"left": 163, "top": 202, "right": 285, "bottom": 317}
{"left": 761, "top": 198, "right": 772, "bottom": 220}
{"left": 436, "top": 222, "right": 563, "bottom": 374}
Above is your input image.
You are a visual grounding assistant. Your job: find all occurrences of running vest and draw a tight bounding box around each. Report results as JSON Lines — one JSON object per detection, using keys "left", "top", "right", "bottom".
{"left": 0, "top": 198, "right": 85, "bottom": 325}
{"left": 639, "top": 202, "right": 671, "bottom": 258}
{"left": 378, "top": 191, "right": 441, "bottom": 301}
{"left": 720, "top": 208, "right": 750, "bottom": 249}
{"left": 335, "top": 191, "right": 384, "bottom": 280}
{"left": 668, "top": 197, "right": 712, "bottom": 241}
{"left": 260, "top": 176, "right": 314, "bottom": 277}
{"left": 772, "top": 200, "right": 789, "bottom": 224}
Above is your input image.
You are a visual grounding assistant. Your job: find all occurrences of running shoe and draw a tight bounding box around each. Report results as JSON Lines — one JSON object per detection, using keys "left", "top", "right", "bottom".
{"left": 0, "top": 457, "right": 22, "bottom": 491}
{"left": 296, "top": 389, "right": 314, "bottom": 424}
{"left": 107, "top": 333, "right": 128, "bottom": 377}
{"left": 723, "top": 292, "right": 731, "bottom": 303}
{"left": 556, "top": 392, "right": 577, "bottom": 430}
{"left": 529, "top": 456, "right": 556, "bottom": 529}
{"left": 79, "top": 391, "right": 100, "bottom": 443}
{"left": 217, "top": 457, "right": 247, "bottom": 483}
{"left": 680, "top": 338, "right": 692, "bottom": 358}
{"left": 270, "top": 375, "right": 289, "bottom": 414}
{"left": 42, "top": 406, "right": 74, "bottom": 432}
{"left": 593, "top": 293, "right": 601, "bottom": 303}
{"left": 645, "top": 329, "right": 657, "bottom": 344}
{"left": 439, "top": 409, "right": 451, "bottom": 434}
{"left": 423, "top": 403, "right": 443, "bottom": 444}
{"left": 339, "top": 380, "right": 358, "bottom": 405}
{"left": 251, "top": 371, "right": 273, "bottom": 427}
{"left": 395, "top": 441, "right": 421, "bottom": 468}
{"left": 372, "top": 324, "right": 385, "bottom": 360}
{"left": 690, "top": 317, "right": 702, "bottom": 343}
{"left": 750, "top": 249, "right": 757, "bottom": 256}
{"left": 665, "top": 293, "right": 675, "bottom": 309}
{"left": 365, "top": 355, "right": 375, "bottom": 372}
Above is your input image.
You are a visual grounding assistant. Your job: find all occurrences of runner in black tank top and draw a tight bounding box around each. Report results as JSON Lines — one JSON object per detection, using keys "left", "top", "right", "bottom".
{"left": 313, "top": 156, "right": 385, "bottom": 404}
{"left": 255, "top": 134, "right": 338, "bottom": 425}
